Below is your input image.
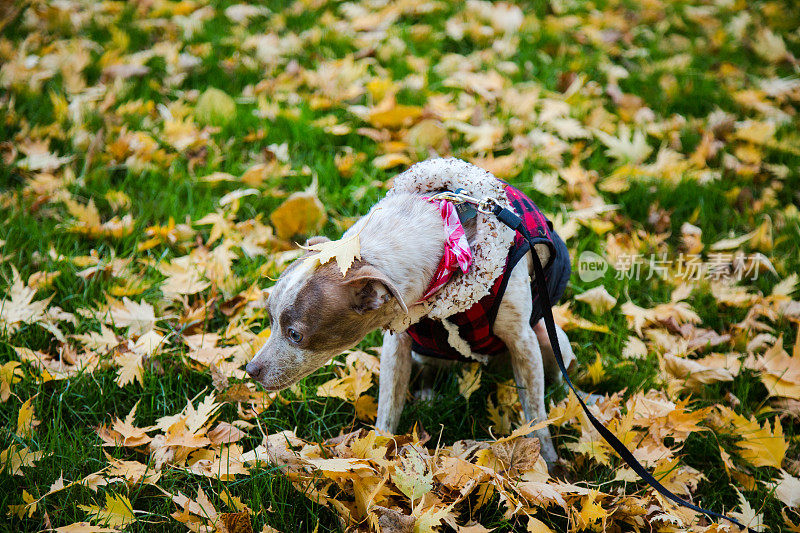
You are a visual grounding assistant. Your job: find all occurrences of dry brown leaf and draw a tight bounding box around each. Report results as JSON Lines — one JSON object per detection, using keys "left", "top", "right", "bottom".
{"left": 220, "top": 511, "right": 253, "bottom": 533}
{"left": 270, "top": 189, "right": 327, "bottom": 240}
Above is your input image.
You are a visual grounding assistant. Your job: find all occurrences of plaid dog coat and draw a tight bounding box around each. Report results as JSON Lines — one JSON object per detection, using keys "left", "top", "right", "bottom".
{"left": 406, "top": 184, "right": 571, "bottom": 361}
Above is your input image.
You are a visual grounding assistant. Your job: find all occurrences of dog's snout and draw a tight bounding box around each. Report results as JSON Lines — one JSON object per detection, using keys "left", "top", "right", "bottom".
{"left": 245, "top": 362, "right": 262, "bottom": 379}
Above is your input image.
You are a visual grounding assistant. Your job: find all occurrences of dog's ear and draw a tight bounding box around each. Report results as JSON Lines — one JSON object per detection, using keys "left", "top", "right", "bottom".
{"left": 345, "top": 264, "right": 408, "bottom": 315}
{"left": 305, "top": 236, "right": 330, "bottom": 247}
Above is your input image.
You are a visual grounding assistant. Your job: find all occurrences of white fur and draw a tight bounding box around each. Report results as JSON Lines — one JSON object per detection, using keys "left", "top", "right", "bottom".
{"left": 387, "top": 158, "right": 518, "bottom": 331}
{"left": 344, "top": 193, "right": 444, "bottom": 305}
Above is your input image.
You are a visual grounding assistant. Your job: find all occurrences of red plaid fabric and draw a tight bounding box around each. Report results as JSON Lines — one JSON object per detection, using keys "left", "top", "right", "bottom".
{"left": 407, "top": 184, "right": 563, "bottom": 362}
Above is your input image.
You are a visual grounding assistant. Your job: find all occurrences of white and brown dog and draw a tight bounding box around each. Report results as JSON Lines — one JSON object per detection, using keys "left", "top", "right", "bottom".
{"left": 246, "top": 158, "right": 582, "bottom": 466}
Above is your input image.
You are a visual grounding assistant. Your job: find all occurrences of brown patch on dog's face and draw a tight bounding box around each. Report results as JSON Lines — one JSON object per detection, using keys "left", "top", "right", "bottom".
{"left": 279, "top": 262, "right": 378, "bottom": 351}
{"left": 246, "top": 258, "right": 403, "bottom": 390}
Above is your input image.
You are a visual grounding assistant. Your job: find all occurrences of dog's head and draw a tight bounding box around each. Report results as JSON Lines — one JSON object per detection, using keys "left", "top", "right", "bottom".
{"left": 245, "top": 237, "right": 407, "bottom": 391}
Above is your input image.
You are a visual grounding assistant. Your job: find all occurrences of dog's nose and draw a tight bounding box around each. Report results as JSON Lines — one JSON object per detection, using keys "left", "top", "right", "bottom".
{"left": 245, "top": 362, "right": 262, "bottom": 379}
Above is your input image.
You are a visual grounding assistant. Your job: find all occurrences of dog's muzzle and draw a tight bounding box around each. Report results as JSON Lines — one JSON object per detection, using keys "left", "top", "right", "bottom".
{"left": 245, "top": 361, "right": 262, "bottom": 380}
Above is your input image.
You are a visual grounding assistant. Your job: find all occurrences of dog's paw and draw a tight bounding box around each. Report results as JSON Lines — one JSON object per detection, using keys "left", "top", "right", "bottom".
{"left": 373, "top": 426, "right": 395, "bottom": 438}
{"left": 413, "top": 388, "right": 434, "bottom": 402}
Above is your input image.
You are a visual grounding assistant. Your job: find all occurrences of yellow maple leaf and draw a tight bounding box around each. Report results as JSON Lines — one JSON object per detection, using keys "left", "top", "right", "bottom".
{"left": 577, "top": 490, "right": 607, "bottom": 527}
{"left": 651, "top": 457, "right": 703, "bottom": 496}
{"left": 663, "top": 354, "right": 735, "bottom": 390}
{"left": 730, "top": 488, "right": 766, "bottom": 532}
{"left": 78, "top": 492, "right": 135, "bottom": 528}
{"left": 97, "top": 401, "right": 153, "bottom": 448}
{"left": 586, "top": 352, "right": 604, "bottom": 385}
{"left": 316, "top": 356, "right": 375, "bottom": 420}
{"left": 565, "top": 438, "right": 611, "bottom": 466}
{"left": 63, "top": 198, "right": 134, "bottom": 239}
{"left": 350, "top": 431, "right": 390, "bottom": 463}
{"left": 553, "top": 302, "right": 610, "bottom": 333}
{"left": 413, "top": 503, "right": 453, "bottom": 533}
{"left": 758, "top": 335, "right": 800, "bottom": 399}
{"left": 64, "top": 198, "right": 102, "bottom": 229}
{"left": 373, "top": 153, "right": 412, "bottom": 170}
{"left": 16, "top": 397, "right": 39, "bottom": 439}
{"left": 621, "top": 336, "right": 647, "bottom": 359}
{"left": 303, "top": 232, "right": 361, "bottom": 276}
{"left": 368, "top": 103, "right": 423, "bottom": 129}
{"left": 486, "top": 396, "right": 513, "bottom": 436}
{"left": 457, "top": 363, "right": 482, "bottom": 400}
{"left": 114, "top": 352, "right": 144, "bottom": 388}
{"left": 0, "top": 445, "right": 46, "bottom": 475}
{"left": 103, "top": 453, "right": 161, "bottom": 485}
{"left": 354, "top": 394, "right": 378, "bottom": 422}
{"left": 0, "top": 361, "right": 24, "bottom": 402}
{"left": 718, "top": 406, "right": 789, "bottom": 469}
{"left": 736, "top": 416, "right": 788, "bottom": 470}
{"left": 163, "top": 417, "right": 211, "bottom": 448}
{"left": 105, "top": 298, "right": 156, "bottom": 335}
{"left": 734, "top": 121, "right": 776, "bottom": 145}
{"left": 575, "top": 285, "right": 617, "bottom": 314}
{"left": 270, "top": 188, "right": 327, "bottom": 240}
{"left": 0, "top": 266, "right": 52, "bottom": 333}
{"left": 527, "top": 516, "right": 555, "bottom": 532}
{"left": 8, "top": 489, "right": 37, "bottom": 519}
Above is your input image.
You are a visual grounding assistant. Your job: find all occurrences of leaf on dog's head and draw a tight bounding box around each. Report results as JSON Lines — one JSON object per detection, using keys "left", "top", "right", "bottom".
{"left": 302, "top": 233, "right": 361, "bottom": 276}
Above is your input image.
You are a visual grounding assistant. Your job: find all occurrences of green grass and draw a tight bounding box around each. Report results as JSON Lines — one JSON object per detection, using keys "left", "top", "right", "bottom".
{"left": 1, "top": 0, "right": 799, "bottom": 531}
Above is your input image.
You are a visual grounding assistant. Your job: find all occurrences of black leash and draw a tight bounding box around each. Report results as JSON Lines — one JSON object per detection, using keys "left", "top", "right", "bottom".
{"left": 489, "top": 204, "right": 757, "bottom": 533}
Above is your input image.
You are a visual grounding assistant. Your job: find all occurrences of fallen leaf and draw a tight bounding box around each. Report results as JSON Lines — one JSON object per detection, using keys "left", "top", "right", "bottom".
{"left": 16, "top": 396, "right": 39, "bottom": 439}
{"left": 575, "top": 286, "right": 617, "bottom": 314}
{"left": 392, "top": 449, "right": 433, "bottom": 505}
{"left": 270, "top": 188, "right": 327, "bottom": 240}
{"left": 220, "top": 511, "right": 253, "bottom": 533}
{"left": 0, "top": 361, "right": 24, "bottom": 402}
{"left": 114, "top": 352, "right": 144, "bottom": 388}
{"left": 457, "top": 363, "right": 482, "bottom": 400}
{"left": 78, "top": 492, "right": 135, "bottom": 528}
{"left": 773, "top": 470, "right": 800, "bottom": 508}
{"left": 195, "top": 88, "right": 237, "bottom": 127}
{"left": 55, "top": 523, "right": 120, "bottom": 533}
{"left": 105, "top": 298, "right": 156, "bottom": 335}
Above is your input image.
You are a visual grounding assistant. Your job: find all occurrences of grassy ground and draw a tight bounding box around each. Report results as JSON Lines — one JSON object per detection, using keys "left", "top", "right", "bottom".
{"left": 1, "top": 0, "right": 799, "bottom": 531}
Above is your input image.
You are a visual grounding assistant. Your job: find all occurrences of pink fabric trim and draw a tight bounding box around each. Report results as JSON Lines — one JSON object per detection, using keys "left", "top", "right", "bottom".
{"left": 418, "top": 198, "right": 473, "bottom": 302}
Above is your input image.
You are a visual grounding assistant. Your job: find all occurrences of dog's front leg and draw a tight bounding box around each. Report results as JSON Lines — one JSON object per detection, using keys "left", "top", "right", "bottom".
{"left": 375, "top": 330, "right": 412, "bottom": 434}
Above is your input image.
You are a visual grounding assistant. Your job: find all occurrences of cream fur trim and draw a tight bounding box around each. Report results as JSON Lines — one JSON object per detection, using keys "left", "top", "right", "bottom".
{"left": 442, "top": 320, "right": 490, "bottom": 364}
{"left": 386, "top": 158, "right": 518, "bottom": 361}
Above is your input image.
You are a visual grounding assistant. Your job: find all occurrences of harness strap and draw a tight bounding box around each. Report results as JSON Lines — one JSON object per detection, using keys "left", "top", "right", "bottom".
{"left": 491, "top": 205, "right": 757, "bottom": 533}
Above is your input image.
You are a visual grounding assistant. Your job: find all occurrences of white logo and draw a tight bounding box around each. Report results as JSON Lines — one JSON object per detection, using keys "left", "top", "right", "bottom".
{"left": 578, "top": 251, "right": 608, "bottom": 282}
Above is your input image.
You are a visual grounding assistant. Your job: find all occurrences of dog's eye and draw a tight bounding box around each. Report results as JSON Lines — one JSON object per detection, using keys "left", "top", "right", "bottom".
{"left": 287, "top": 327, "right": 303, "bottom": 343}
